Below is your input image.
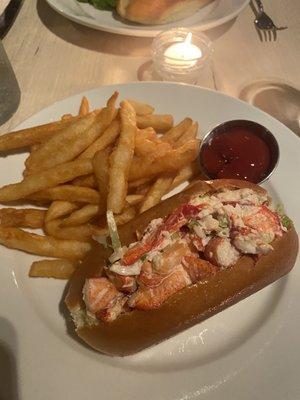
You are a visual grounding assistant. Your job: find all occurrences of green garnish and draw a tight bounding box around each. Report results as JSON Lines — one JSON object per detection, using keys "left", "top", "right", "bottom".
{"left": 276, "top": 203, "right": 285, "bottom": 215}
{"left": 77, "top": 0, "right": 117, "bottom": 10}
{"left": 275, "top": 203, "right": 293, "bottom": 230}
{"left": 218, "top": 215, "right": 229, "bottom": 229}
{"left": 141, "top": 255, "right": 147, "bottom": 262}
{"left": 281, "top": 215, "right": 293, "bottom": 230}
{"left": 187, "top": 220, "right": 199, "bottom": 230}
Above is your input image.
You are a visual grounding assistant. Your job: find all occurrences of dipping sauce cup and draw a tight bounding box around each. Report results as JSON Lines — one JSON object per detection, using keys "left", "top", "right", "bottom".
{"left": 198, "top": 120, "right": 279, "bottom": 184}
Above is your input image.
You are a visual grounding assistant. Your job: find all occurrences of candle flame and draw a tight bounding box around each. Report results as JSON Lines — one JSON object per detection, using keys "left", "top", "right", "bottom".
{"left": 185, "top": 32, "right": 193, "bottom": 46}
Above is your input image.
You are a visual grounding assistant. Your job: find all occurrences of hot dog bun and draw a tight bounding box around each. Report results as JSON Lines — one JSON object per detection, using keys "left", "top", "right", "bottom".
{"left": 116, "top": 0, "right": 214, "bottom": 25}
{"left": 65, "top": 179, "right": 298, "bottom": 356}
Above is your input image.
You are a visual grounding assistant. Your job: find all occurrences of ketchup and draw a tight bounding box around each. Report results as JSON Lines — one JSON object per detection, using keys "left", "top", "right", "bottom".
{"left": 201, "top": 126, "right": 271, "bottom": 183}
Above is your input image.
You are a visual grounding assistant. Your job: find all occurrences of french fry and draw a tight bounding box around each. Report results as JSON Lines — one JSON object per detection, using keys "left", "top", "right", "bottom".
{"left": 128, "top": 176, "right": 154, "bottom": 189}
{"left": 137, "top": 114, "right": 173, "bottom": 133}
{"left": 162, "top": 118, "right": 193, "bottom": 144}
{"left": 139, "top": 127, "right": 157, "bottom": 141}
{"left": 61, "top": 204, "right": 99, "bottom": 227}
{"left": 44, "top": 219, "right": 102, "bottom": 241}
{"left": 72, "top": 174, "right": 97, "bottom": 188}
{"left": 115, "top": 205, "right": 136, "bottom": 225}
{"left": 79, "top": 96, "right": 89, "bottom": 116}
{"left": 45, "top": 201, "right": 79, "bottom": 222}
{"left": 28, "top": 185, "right": 100, "bottom": 204}
{"left": 0, "top": 91, "right": 204, "bottom": 283}
{"left": 134, "top": 134, "right": 172, "bottom": 159}
{"left": 134, "top": 183, "right": 151, "bottom": 195}
{"left": 129, "top": 139, "right": 200, "bottom": 181}
{"left": 25, "top": 93, "right": 118, "bottom": 174}
{"left": 0, "top": 208, "right": 46, "bottom": 228}
{"left": 126, "top": 194, "right": 144, "bottom": 206}
{"left": 58, "top": 193, "right": 142, "bottom": 228}
{"left": 29, "top": 259, "right": 76, "bottom": 279}
{"left": 0, "top": 116, "right": 86, "bottom": 151}
{"left": 139, "top": 173, "right": 174, "bottom": 213}
{"left": 30, "top": 143, "right": 40, "bottom": 152}
{"left": 92, "top": 148, "right": 111, "bottom": 211}
{"left": 79, "top": 119, "right": 120, "bottom": 159}
{"left": 170, "top": 161, "right": 201, "bottom": 191}
{"left": 0, "top": 159, "right": 93, "bottom": 202}
{"left": 0, "top": 227, "right": 91, "bottom": 259}
{"left": 175, "top": 122, "right": 199, "bottom": 148}
{"left": 61, "top": 114, "right": 73, "bottom": 121}
{"left": 108, "top": 101, "right": 136, "bottom": 214}
{"left": 127, "top": 99, "right": 154, "bottom": 116}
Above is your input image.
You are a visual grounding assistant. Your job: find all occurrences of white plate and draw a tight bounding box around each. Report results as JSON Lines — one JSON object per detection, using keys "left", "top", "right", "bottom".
{"left": 45, "top": 0, "right": 249, "bottom": 37}
{"left": 0, "top": 82, "right": 299, "bottom": 400}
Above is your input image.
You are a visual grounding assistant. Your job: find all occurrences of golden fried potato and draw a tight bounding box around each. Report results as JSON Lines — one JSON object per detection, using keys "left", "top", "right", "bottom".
{"left": 127, "top": 99, "right": 154, "bottom": 116}
{"left": 79, "top": 119, "right": 120, "bottom": 160}
{"left": 29, "top": 259, "right": 76, "bottom": 279}
{"left": 162, "top": 118, "right": 193, "bottom": 144}
{"left": 126, "top": 194, "right": 144, "bottom": 206}
{"left": 0, "top": 227, "right": 90, "bottom": 259}
{"left": 44, "top": 219, "right": 102, "bottom": 241}
{"left": 0, "top": 159, "right": 93, "bottom": 202}
{"left": 25, "top": 93, "right": 118, "bottom": 174}
{"left": 0, "top": 115, "right": 89, "bottom": 151}
{"left": 139, "top": 173, "right": 174, "bottom": 213}
{"left": 175, "top": 122, "right": 198, "bottom": 148}
{"left": 107, "top": 100, "right": 136, "bottom": 214}
{"left": 79, "top": 96, "right": 89, "bottom": 116}
{"left": 129, "top": 139, "right": 200, "bottom": 181}
{"left": 170, "top": 161, "right": 201, "bottom": 191}
{"left": 134, "top": 134, "right": 172, "bottom": 159}
{"left": 61, "top": 114, "right": 73, "bottom": 121}
{"left": 61, "top": 204, "right": 100, "bottom": 227}
{"left": 92, "top": 149, "right": 111, "bottom": 211}
{"left": 45, "top": 201, "right": 79, "bottom": 222}
{"left": 28, "top": 185, "right": 100, "bottom": 204}
{"left": 137, "top": 114, "right": 173, "bottom": 133}
{"left": 72, "top": 174, "right": 97, "bottom": 188}
{"left": 0, "top": 208, "right": 46, "bottom": 228}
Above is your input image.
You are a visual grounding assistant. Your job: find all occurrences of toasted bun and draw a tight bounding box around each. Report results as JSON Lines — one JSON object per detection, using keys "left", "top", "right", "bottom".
{"left": 65, "top": 179, "right": 298, "bottom": 356}
{"left": 116, "top": 0, "right": 214, "bottom": 25}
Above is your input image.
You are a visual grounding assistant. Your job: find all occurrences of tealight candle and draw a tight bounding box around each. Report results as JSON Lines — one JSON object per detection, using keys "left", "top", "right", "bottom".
{"left": 152, "top": 28, "right": 213, "bottom": 85}
{"left": 164, "top": 33, "right": 202, "bottom": 68}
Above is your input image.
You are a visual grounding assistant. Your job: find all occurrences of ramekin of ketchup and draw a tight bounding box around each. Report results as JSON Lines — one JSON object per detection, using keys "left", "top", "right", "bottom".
{"left": 199, "top": 120, "right": 279, "bottom": 184}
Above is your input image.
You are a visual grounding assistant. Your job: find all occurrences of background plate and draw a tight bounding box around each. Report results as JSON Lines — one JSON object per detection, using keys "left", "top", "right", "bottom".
{"left": 45, "top": 0, "right": 250, "bottom": 37}
{"left": 0, "top": 82, "right": 299, "bottom": 400}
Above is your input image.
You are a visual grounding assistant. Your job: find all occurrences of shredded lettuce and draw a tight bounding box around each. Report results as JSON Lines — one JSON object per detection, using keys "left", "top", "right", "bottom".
{"left": 106, "top": 210, "right": 121, "bottom": 252}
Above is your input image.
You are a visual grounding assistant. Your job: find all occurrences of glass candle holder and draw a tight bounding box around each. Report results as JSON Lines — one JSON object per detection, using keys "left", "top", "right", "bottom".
{"left": 152, "top": 28, "right": 214, "bottom": 85}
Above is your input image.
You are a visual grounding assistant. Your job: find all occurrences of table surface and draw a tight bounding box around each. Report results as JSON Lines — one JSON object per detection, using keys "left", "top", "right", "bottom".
{"left": 1, "top": 0, "right": 300, "bottom": 134}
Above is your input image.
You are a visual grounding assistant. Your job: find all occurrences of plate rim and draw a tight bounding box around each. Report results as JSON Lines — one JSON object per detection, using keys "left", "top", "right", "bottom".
{"left": 14, "top": 80, "right": 299, "bottom": 144}
{"left": 45, "top": 0, "right": 250, "bottom": 37}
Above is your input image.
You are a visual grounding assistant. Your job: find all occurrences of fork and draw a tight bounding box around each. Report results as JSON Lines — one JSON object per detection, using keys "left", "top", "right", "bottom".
{"left": 252, "top": 0, "right": 287, "bottom": 41}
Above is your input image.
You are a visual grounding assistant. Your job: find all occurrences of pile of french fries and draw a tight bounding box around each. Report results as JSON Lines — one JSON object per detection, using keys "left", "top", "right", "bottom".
{"left": 0, "top": 92, "right": 202, "bottom": 279}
